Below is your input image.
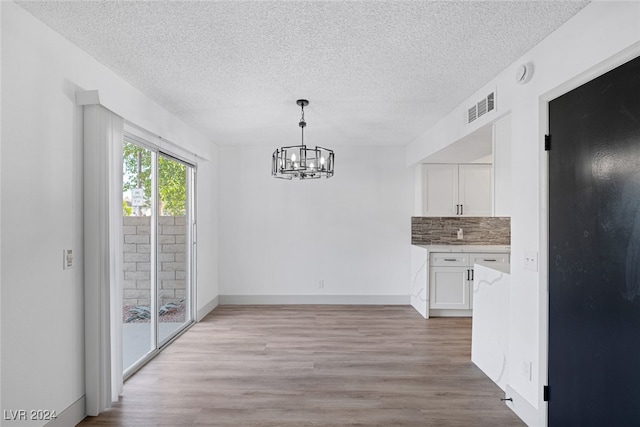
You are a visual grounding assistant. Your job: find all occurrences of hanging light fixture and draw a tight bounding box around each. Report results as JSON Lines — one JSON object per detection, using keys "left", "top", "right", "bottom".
{"left": 272, "top": 99, "right": 334, "bottom": 180}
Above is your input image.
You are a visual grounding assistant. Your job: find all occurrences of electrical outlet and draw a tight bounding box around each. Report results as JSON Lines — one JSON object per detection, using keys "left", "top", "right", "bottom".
{"left": 457, "top": 228, "right": 464, "bottom": 240}
{"left": 524, "top": 251, "right": 538, "bottom": 272}
{"left": 63, "top": 249, "right": 74, "bottom": 269}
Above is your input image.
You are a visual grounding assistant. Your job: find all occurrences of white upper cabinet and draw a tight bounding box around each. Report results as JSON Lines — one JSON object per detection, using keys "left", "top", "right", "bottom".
{"left": 421, "top": 164, "right": 492, "bottom": 217}
{"left": 458, "top": 164, "right": 492, "bottom": 216}
{"left": 422, "top": 164, "right": 459, "bottom": 216}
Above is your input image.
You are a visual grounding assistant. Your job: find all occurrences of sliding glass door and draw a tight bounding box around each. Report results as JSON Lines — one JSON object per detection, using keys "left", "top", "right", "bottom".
{"left": 122, "top": 136, "right": 195, "bottom": 375}
{"left": 157, "top": 153, "right": 193, "bottom": 344}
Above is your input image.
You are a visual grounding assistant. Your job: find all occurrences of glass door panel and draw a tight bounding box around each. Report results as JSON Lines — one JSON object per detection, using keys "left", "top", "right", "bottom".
{"left": 157, "top": 154, "right": 192, "bottom": 344}
{"left": 122, "top": 141, "right": 156, "bottom": 372}
{"left": 121, "top": 136, "right": 195, "bottom": 376}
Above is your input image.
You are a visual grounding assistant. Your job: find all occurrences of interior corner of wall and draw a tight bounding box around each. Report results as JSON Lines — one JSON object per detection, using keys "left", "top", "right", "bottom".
{"left": 196, "top": 295, "right": 219, "bottom": 322}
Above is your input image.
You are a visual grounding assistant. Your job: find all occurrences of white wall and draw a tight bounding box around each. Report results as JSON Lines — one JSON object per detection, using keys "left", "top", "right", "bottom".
{"left": 196, "top": 143, "right": 220, "bottom": 318}
{"left": 218, "top": 145, "right": 412, "bottom": 302}
{"left": 0, "top": 2, "right": 218, "bottom": 425}
{"left": 406, "top": 2, "right": 640, "bottom": 425}
{"left": 492, "top": 115, "right": 511, "bottom": 217}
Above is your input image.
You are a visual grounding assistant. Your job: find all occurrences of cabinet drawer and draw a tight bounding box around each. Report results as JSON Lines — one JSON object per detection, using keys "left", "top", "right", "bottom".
{"left": 469, "top": 252, "right": 510, "bottom": 265}
{"left": 430, "top": 252, "right": 470, "bottom": 267}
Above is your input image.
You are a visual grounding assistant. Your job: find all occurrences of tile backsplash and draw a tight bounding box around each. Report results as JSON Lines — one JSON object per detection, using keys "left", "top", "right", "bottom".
{"left": 411, "top": 217, "right": 511, "bottom": 245}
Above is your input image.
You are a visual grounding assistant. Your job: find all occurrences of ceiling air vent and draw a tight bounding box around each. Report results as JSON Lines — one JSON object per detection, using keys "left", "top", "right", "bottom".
{"left": 467, "top": 91, "right": 496, "bottom": 124}
{"left": 468, "top": 105, "right": 477, "bottom": 123}
{"left": 477, "top": 99, "right": 487, "bottom": 116}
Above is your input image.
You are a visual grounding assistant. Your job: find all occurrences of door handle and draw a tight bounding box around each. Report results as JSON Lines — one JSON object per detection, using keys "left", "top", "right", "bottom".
{"left": 471, "top": 269, "right": 474, "bottom": 281}
{"left": 483, "top": 259, "right": 497, "bottom": 262}
{"left": 460, "top": 204, "right": 464, "bottom": 215}
{"left": 444, "top": 258, "right": 457, "bottom": 262}
{"left": 455, "top": 204, "right": 460, "bottom": 215}
{"left": 466, "top": 269, "right": 470, "bottom": 281}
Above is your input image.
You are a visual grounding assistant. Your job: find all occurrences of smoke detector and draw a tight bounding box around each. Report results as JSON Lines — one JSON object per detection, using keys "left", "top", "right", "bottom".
{"left": 516, "top": 62, "right": 534, "bottom": 84}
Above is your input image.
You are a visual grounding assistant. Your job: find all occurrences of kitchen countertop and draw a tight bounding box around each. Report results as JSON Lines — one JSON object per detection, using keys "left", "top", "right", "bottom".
{"left": 475, "top": 261, "right": 510, "bottom": 274}
{"left": 412, "top": 244, "right": 510, "bottom": 252}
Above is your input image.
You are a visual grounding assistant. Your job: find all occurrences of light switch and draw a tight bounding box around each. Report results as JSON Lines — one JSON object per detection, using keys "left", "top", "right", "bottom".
{"left": 63, "top": 249, "right": 74, "bottom": 269}
{"left": 524, "top": 250, "right": 538, "bottom": 272}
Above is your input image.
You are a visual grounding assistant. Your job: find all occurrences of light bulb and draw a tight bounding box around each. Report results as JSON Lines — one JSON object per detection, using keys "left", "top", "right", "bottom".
{"left": 293, "top": 162, "right": 299, "bottom": 170}
{"left": 320, "top": 156, "right": 326, "bottom": 165}
{"left": 291, "top": 153, "right": 297, "bottom": 162}
{"left": 309, "top": 162, "right": 315, "bottom": 170}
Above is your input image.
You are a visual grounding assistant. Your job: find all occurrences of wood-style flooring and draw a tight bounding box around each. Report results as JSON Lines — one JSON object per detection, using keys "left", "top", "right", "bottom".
{"left": 78, "top": 305, "right": 525, "bottom": 426}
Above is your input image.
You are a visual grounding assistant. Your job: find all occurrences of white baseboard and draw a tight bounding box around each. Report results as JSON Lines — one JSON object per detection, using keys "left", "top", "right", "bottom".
{"left": 505, "top": 385, "right": 539, "bottom": 426}
{"left": 45, "top": 395, "right": 85, "bottom": 427}
{"left": 197, "top": 295, "right": 219, "bottom": 321}
{"left": 429, "top": 309, "right": 472, "bottom": 317}
{"left": 218, "top": 295, "right": 410, "bottom": 305}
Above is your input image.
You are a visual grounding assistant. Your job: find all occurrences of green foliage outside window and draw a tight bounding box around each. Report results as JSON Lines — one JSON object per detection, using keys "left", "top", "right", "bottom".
{"left": 123, "top": 141, "right": 187, "bottom": 216}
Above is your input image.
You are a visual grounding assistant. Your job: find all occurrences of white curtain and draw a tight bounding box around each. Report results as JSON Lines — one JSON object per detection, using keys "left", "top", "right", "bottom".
{"left": 83, "top": 104, "right": 124, "bottom": 415}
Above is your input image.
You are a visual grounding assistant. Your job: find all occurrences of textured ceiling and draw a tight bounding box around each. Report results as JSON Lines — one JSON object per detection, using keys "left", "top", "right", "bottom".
{"left": 17, "top": 1, "right": 589, "bottom": 147}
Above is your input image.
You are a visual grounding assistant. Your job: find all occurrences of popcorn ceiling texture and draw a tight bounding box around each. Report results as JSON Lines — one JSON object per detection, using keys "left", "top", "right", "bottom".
{"left": 17, "top": 1, "right": 588, "bottom": 147}
{"left": 411, "top": 216, "right": 511, "bottom": 246}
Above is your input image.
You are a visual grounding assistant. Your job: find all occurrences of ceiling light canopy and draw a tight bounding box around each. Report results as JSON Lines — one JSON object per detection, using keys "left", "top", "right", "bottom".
{"left": 272, "top": 100, "right": 334, "bottom": 180}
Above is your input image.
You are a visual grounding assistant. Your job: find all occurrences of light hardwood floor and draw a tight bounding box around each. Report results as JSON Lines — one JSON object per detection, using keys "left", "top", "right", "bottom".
{"left": 78, "top": 305, "right": 525, "bottom": 426}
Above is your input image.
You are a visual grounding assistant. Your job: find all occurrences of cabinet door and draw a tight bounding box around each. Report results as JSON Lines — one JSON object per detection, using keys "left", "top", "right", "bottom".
{"left": 422, "top": 164, "right": 458, "bottom": 216}
{"left": 458, "top": 164, "right": 492, "bottom": 216}
{"left": 429, "top": 266, "right": 470, "bottom": 309}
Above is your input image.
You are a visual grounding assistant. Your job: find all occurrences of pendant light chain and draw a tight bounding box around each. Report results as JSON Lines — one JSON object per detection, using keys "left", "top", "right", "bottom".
{"left": 299, "top": 103, "right": 305, "bottom": 145}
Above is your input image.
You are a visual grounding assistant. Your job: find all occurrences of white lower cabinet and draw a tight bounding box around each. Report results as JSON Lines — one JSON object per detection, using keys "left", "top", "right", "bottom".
{"left": 429, "top": 251, "right": 509, "bottom": 316}
{"left": 429, "top": 266, "right": 470, "bottom": 309}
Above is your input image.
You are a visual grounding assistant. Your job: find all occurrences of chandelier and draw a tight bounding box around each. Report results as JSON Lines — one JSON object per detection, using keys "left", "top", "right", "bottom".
{"left": 272, "top": 99, "right": 334, "bottom": 180}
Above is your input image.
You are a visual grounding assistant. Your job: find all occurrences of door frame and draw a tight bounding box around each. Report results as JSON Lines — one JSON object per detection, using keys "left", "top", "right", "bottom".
{"left": 540, "top": 44, "right": 640, "bottom": 426}
{"left": 121, "top": 128, "right": 198, "bottom": 379}
{"left": 156, "top": 150, "right": 197, "bottom": 348}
